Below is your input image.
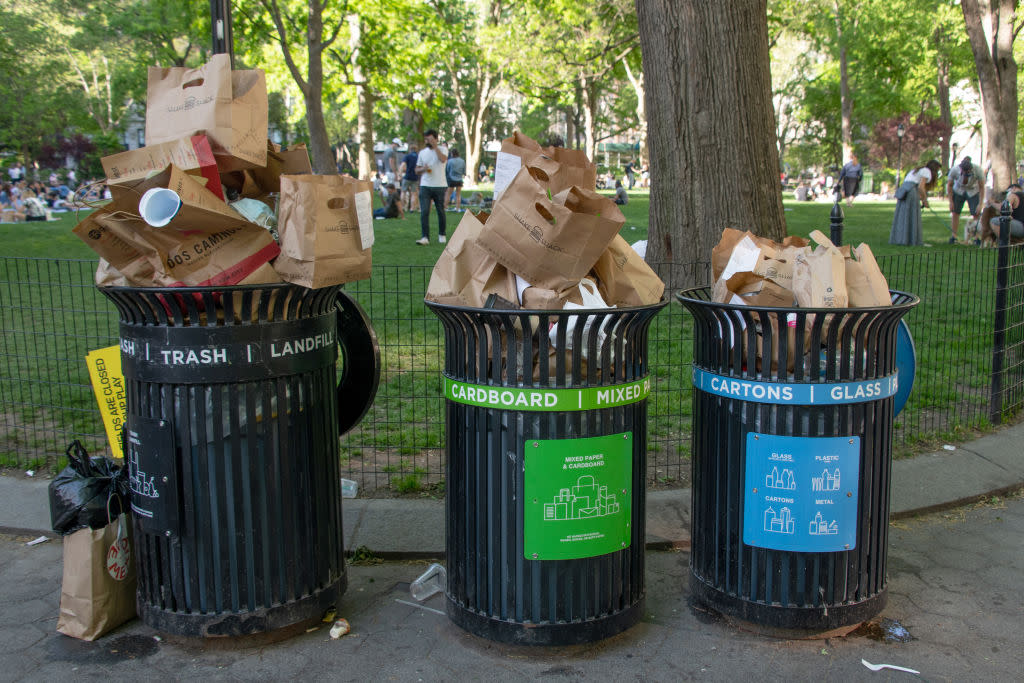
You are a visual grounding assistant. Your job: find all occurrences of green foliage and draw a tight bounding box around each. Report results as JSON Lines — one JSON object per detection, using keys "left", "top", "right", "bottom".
{"left": 77, "top": 131, "right": 126, "bottom": 179}
{"left": 391, "top": 472, "right": 424, "bottom": 493}
{"left": 770, "top": 0, "right": 976, "bottom": 172}
{"left": 348, "top": 545, "right": 383, "bottom": 565}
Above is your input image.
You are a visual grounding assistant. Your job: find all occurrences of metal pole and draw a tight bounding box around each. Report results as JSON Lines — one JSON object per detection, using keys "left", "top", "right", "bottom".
{"left": 896, "top": 137, "right": 903, "bottom": 187}
{"left": 210, "top": 0, "right": 234, "bottom": 66}
{"left": 830, "top": 184, "right": 844, "bottom": 246}
{"left": 990, "top": 199, "right": 1012, "bottom": 424}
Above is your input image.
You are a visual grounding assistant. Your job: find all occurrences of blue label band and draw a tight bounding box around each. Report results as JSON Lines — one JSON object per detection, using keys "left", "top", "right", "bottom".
{"left": 692, "top": 367, "right": 898, "bottom": 406}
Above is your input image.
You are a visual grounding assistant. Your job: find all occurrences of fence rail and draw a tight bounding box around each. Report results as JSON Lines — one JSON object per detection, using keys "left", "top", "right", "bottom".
{"left": 2, "top": 247, "right": 1023, "bottom": 493}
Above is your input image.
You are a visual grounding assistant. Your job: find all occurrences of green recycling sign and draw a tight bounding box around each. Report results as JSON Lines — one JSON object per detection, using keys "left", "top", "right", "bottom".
{"left": 524, "top": 432, "right": 633, "bottom": 561}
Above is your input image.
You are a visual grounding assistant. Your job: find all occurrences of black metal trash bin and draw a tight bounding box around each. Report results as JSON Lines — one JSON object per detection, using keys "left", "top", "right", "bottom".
{"left": 101, "top": 283, "right": 379, "bottom": 637}
{"left": 677, "top": 288, "right": 918, "bottom": 631}
{"left": 426, "top": 299, "right": 666, "bottom": 645}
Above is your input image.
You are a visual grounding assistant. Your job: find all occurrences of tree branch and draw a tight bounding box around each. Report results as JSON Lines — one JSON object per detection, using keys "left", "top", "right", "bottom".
{"left": 258, "top": 0, "right": 310, "bottom": 95}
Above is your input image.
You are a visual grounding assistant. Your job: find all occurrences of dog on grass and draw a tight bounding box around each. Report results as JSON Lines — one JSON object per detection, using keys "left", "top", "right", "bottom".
{"left": 976, "top": 203, "right": 1024, "bottom": 247}
{"left": 965, "top": 215, "right": 981, "bottom": 244}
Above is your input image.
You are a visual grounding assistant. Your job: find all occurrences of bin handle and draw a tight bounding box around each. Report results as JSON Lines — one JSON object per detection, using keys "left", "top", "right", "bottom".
{"left": 335, "top": 289, "right": 380, "bottom": 437}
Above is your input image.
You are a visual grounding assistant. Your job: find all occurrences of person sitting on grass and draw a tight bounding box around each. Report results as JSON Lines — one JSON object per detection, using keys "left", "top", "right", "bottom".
{"left": 985, "top": 183, "right": 1024, "bottom": 242}
{"left": 614, "top": 179, "right": 628, "bottom": 205}
{"left": 373, "top": 184, "right": 405, "bottom": 220}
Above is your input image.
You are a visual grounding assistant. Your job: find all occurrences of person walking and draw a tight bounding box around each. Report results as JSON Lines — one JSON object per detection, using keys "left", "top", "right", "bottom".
{"left": 838, "top": 154, "right": 863, "bottom": 206}
{"left": 415, "top": 129, "right": 448, "bottom": 245}
{"left": 624, "top": 159, "right": 636, "bottom": 189}
{"left": 399, "top": 144, "right": 419, "bottom": 212}
{"left": 890, "top": 159, "right": 941, "bottom": 246}
{"left": 445, "top": 148, "right": 466, "bottom": 211}
{"left": 946, "top": 156, "right": 983, "bottom": 243}
{"left": 383, "top": 138, "right": 401, "bottom": 184}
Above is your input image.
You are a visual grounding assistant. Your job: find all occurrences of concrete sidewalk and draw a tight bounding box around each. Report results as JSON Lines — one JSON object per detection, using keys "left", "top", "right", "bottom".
{"left": 4, "top": 422, "right": 1023, "bottom": 555}
{"left": 4, "top": 487, "right": 1023, "bottom": 680}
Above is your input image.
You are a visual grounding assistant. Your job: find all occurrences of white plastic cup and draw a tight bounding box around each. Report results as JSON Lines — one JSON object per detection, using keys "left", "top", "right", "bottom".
{"left": 410, "top": 562, "right": 447, "bottom": 601}
{"left": 138, "top": 187, "right": 182, "bottom": 227}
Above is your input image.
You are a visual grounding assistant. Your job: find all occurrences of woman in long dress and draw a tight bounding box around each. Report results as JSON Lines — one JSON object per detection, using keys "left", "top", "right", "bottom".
{"left": 890, "top": 160, "right": 941, "bottom": 246}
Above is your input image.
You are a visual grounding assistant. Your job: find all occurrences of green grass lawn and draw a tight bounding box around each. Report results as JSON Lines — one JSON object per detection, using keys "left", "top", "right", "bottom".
{"left": 0, "top": 190, "right": 961, "bottom": 260}
{"left": 0, "top": 191, "right": 1007, "bottom": 481}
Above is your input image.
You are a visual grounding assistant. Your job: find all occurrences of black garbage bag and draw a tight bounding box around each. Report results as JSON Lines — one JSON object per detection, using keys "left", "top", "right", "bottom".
{"left": 49, "top": 440, "right": 129, "bottom": 535}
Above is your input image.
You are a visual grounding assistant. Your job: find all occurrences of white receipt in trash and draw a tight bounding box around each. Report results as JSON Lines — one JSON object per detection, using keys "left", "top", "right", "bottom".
{"left": 492, "top": 151, "right": 521, "bottom": 201}
{"left": 354, "top": 190, "right": 375, "bottom": 250}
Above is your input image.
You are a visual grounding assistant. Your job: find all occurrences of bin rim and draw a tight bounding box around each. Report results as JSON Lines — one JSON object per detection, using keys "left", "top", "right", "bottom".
{"left": 676, "top": 287, "right": 918, "bottom": 314}
{"left": 99, "top": 282, "right": 331, "bottom": 295}
{"left": 424, "top": 296, "right": 670, "bottom": 317}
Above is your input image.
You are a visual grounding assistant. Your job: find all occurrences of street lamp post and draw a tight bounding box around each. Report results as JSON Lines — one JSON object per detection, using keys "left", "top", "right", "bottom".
{"left": 896, "top": 123, "right": 906, "bottom": 187}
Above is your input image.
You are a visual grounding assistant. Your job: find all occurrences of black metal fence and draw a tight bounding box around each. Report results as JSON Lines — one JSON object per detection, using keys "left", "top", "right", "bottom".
{"left": 2, "top": 247, "right": 1023, "bottom": 493}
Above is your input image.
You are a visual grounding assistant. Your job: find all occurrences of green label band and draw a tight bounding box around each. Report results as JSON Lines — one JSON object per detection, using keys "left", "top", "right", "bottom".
{"left": 443, "top": 376, "right": 651, "bottom": 412}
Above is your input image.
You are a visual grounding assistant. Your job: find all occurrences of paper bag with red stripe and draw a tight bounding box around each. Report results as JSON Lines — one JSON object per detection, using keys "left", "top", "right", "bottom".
{"left": 73, "top": 164, "right": 280, "bottom": 287}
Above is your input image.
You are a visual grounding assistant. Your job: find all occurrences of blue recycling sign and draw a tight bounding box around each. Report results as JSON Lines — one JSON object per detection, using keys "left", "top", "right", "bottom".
{"left": 743, "top": 433, "right": 860, "bottom": 553}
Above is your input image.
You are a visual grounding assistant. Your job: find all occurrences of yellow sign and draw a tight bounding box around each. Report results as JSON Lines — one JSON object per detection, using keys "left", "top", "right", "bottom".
{"left": 85, "top": 346, "right": 126, "bottom": 460}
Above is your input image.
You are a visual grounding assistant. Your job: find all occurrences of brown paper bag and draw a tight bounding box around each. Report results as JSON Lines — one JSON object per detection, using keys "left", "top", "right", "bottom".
{"left": 95, "top": 259, "right": 131, "bottom": 287}
{"left": 103, "top": 137, "right": 204, "bottom": 183}
{"left": 521, "top": 285, "right": 581, "bottom": 309}
{"left": 592, "top": 235, "right": 665, "bottom": 306}
{"left": 793, "top": 230, "right": 848, "bottom": 308}
{"left": 74, "top": 165, "right": 280, "bottom": 287}
{"left": 273, "top": 174, "right": 373, "bottom": 288}
{"left": 56, "top": 517, "right": 136, "bottom": 641}
{"left": 712, "top": 228, "right": 809, "bottom": 283}
{"left": 75, "top": 215, "right": 162, "bottom": 286}
{"left": 146, "top": 54, "right": 268, "bottom": 171}
{"left": 492, "top": 131, "right": 597, "bottom": 199}
{"left": 477, "top": 169, "right": 623, "bottom": 291}
{"left": 222, "top": 141, "right": 313, "bottom": 205}
{"left": 845, "top": 243, "right": 891, "bottom": 307}
{"left": 426, "top": 211, "right": 518, "bottom": 307}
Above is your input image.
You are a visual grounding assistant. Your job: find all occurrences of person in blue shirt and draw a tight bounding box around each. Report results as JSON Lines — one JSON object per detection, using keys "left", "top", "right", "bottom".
{"left": 838, "top": 154, "right": 863, "bottom": 206}
{"left": 445, "top": 148, "right": 466, "bottom": 211}
{"left": 399, "top": 144, "right": 419, "bottom": 211}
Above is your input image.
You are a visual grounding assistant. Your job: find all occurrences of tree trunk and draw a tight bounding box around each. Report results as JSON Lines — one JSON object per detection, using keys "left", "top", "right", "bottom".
{"left": 937, "top": 51, "right": 952, "bottom": 172}
{"left": 262, "top": 0, "right": 336, "bottom": 174}
{"left": 638, "top": 0, "right": 785, "bottom": 288}
{"left": 355, "top": 89, "right": 376, "bottom": 180}
{"left": 461, "top": 111, "right": 486, "bottom": 189}
{"left": 453, "top": 70, "right": 494, "bottom": 188}
{"left": 562, "top": 106, "right": 576, "bottom": 149}
{"left": 305, "top": 90, "right": 335, "bottom": 174}
{"left": 402, "top": 103, "right": 425, "bottom": 143}
{"left": 349, "top": 14, "right": 375, "bottom": 180}
{"left": 961, "top": 0, "right": 1019, "bottom": 192}
{"left": 622, "top": 57, "right": 647, "bottom": 165}
{"left": 581, "top": 75, "right": 598, "bottom": 162}
{"left": 836, "top": 3, "right": 852, "bottom": 162}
